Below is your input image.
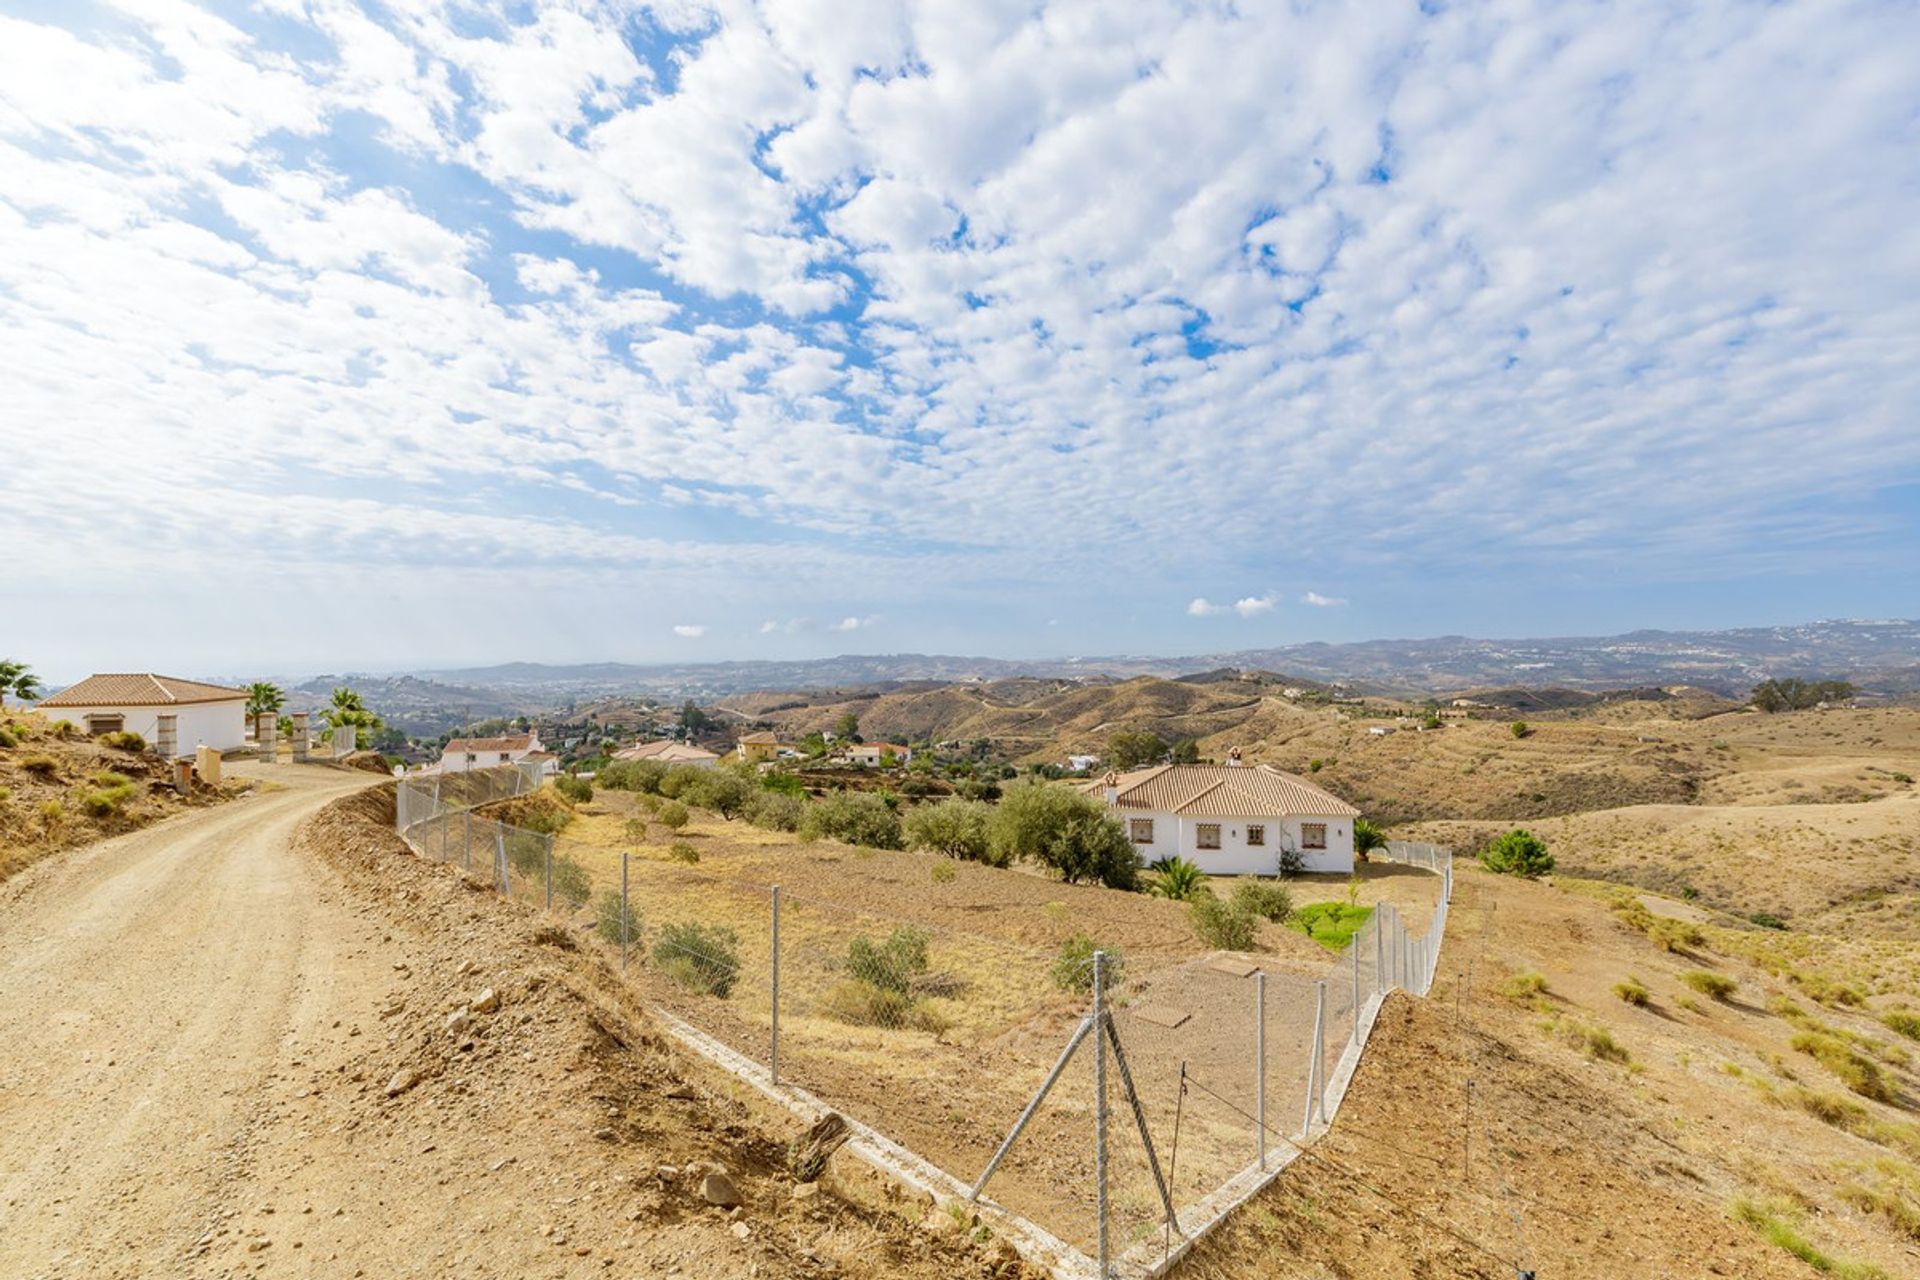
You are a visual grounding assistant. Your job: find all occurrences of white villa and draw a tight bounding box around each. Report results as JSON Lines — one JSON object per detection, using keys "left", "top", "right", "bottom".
{"left": 1085, "top": 762, "right": 1361, "bottom": 875}
{"left": 844, "top": 741, "right": 912, "bottom": 767}
{"left": 436, "top": 732, "right": 555, "bottom": 775}
{"left": 36, "top": 673, "right": 249, "bottom": 755}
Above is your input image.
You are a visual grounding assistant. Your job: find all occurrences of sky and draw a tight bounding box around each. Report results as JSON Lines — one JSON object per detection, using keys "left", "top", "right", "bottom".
{"left": 3, "top": 0, "right": 1918, "bottom": 682}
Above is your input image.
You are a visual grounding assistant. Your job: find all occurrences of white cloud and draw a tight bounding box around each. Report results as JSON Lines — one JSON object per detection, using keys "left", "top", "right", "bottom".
{"left": 672, "top": 624, "right": 707, "bottom": 638}
{"left": 1, "top": 1, "right": 1916, "bottom": 667}
{"left": 830, "top": 615, "right": 878, "bottom": 632}
{"left": 1301, "top": 592, "right": 1347, "bottom": 608}
{"left": 1233, "top": 594, "right": 1278, "bottom": 618}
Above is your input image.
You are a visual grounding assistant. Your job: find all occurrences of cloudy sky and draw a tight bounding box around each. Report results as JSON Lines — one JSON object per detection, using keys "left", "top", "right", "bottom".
{"left": 4, "top": 0, "right": 1917, "bottom": 679}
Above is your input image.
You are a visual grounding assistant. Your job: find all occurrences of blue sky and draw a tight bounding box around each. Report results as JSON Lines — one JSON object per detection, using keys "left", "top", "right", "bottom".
{"left": 2, "top": 0, "right": 1917, "bottom": 681}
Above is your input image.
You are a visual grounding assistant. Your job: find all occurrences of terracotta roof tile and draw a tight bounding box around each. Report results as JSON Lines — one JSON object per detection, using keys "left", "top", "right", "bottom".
{"left": 444, "top": 735, "right": 536, "bottom": 753}
{"left": 1084, "top": 764, "right": 1359, "bottom": 817}
{"left": 38, "top": 673, "right": 247, "bottom": 708}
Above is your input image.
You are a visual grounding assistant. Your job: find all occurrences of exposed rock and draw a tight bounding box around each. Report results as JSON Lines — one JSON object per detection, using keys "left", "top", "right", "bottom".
{"left": 470, "top": 987, "right": 500, "bottom": 1014}
{"left": 444, "top": 1009, "right": 471, "bottom": 1034}
{"left": 790, "top": 1182, "right": 820, "bottom": 1202}
{"left": 730, "top": 1221, "right": 751, "bottom": 1241}
{"left": 383, "top": 1068, "right": 420, "bottom": 1098}
{"left": 699, "top": 1171, "right": 741, "bottom": 1207}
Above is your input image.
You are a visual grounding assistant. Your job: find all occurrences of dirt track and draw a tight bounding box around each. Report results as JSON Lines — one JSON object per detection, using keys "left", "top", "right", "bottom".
{"left": 0, "top": 764, "right": 391, "bottom": 1276}
{"left": 0, "top": 766, "right": 1021, "bottom": 1280}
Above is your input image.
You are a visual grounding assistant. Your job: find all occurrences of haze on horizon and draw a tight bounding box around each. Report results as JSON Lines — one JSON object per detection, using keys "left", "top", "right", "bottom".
{"left": 4, "top": 1, "right": 1917, "bottom": 681}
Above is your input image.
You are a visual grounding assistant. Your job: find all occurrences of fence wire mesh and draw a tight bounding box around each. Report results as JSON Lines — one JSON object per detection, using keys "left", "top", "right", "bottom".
{"left": 394, "top": 768, "right": 1453, "bottom": 1270}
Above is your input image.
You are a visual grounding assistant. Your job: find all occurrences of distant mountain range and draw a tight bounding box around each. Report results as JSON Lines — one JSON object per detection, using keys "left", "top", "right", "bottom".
{"left": 403, "top": 618, "right": 1920, "bottom": 703}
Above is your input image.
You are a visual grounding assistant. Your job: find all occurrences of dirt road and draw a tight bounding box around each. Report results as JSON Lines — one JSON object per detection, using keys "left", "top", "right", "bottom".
{"left": 0, "top": 764, "right": 388, "bottom": 1278}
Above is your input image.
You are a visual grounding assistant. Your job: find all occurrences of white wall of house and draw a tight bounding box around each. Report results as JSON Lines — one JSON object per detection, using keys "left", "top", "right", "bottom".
{"left": 45, "top": 701, "right": 247, "bottom": 755}
{"left": 439, "top": 748, "right": 533, "bottom": 774}
{"left": 1121, "top": 809, "right": 1354, "bottom": 875}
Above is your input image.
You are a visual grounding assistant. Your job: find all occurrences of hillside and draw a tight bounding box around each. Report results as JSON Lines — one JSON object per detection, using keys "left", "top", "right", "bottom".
{"left": 0, "top": 710, "right": 243, "bottom": 879}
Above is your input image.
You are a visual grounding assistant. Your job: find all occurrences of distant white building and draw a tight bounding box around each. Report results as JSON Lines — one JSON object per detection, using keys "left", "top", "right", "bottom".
{"left": 437, "top": 732, "right": 554, "bottom": 775}
{"left": 1085, "top": 763, "right": 1360, "bottom": 875}
{"left": 845, "top": 742, "right": 911, "bottom": 767}
{"left": 36, "top": 674, "right": 248, "bottom": 755}
{"left": 614, "top": 740, "right": 720, "bottom": 768}
{"left": 1066, "top": 753, "right": 1102, "bottom": 773}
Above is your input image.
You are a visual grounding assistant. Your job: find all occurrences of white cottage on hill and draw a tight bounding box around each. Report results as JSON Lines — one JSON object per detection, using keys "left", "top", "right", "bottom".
{"left": 35, "top": 673, "right": 248, "bottom": 754}
{"left": 1084, "top": 762, "right": 1360, "bottom": 875}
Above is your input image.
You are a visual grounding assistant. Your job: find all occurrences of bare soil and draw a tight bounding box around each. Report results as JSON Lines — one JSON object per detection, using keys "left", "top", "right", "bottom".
{"left": 0, "top": 763, "right": 1033, "bottom": 1279}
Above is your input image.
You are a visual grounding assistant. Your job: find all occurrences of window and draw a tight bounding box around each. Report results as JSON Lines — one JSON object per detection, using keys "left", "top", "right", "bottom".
{"left": 498, "top": 752, "right": 511, "bottom": 763}
{"left": 1246, "top": 824, "right": 1266, "bottom": 847}
{"left": 1197, "top": 823, "right": 1222, "bottom": 850}
{"left": 465, "top": 753, "right": 477, "bottom": 765}
{"left": 1129, "top": 818, "right": 1155, "bottom": 844}
{"left": 86, "top": 714, "right": 125, "bottom": 735}
{"left": 1302, "top": 823, "right": 1327, "bottom": 850}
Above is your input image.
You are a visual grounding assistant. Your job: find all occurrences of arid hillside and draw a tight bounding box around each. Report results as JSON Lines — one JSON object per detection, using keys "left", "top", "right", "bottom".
{"left": 0, "top": 709, "right": 242, "bottom": 879}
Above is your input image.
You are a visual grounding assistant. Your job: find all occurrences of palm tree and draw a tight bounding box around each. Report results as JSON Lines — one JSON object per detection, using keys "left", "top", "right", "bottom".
{"left": 1353, "top": 818, "right": 1388, "bottom": 864}
{"left": 323, "top": 686, "right": 382, "bottom": 750}
{"left": 245, "top": 682, "right": 285, "bottom": 720}
{"left": 0, "top": 660, "right": 41, "bottom": 709}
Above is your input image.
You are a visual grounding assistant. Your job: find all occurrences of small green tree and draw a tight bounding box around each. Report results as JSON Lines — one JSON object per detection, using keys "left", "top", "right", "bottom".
{"left": 1510, "top": 720, "right": 1530, "bottom": 739}
{"left": 245, "top": 682, "right": 285, "bottom": 721}
{"left": 1169, "top": 737, "right": 1201, "bottom": 764}
{"left": 1189, "top": 893, "right": 1257, "bottom": 950}
{"left": 1480, "top": 828, "right": 1554, "bottom": 877}
{"left": 903, "top": 798, "right": 996, "bottom": 863}
{"left": 1353, "top": 817, "right": 1387, "bottom": 863}
{"left": 1051, "top": 934, "right": 1126, "bottom": 993}
{"left": 987, "top": 781, "right": 1138, "bottom": 888}
{"left": 656, "top": 800, "right": 691, "bottom": 832}
{"left": 0, "top": 660, "right": 42, "bottom": 708}
{"left": 833, "top": 711, "right": 861, "bottom": 742}
{"left": 554, "top": 774, "right": 593, "bottom": 803}
{"left": 798, "top": 789, "right": 903, "bottom": 849}
{"left": 1107, "top": 730, "right": 1167, "bottom": 770}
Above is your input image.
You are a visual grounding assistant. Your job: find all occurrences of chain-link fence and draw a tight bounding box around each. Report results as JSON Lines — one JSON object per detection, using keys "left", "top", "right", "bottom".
{"left": 394, "top": 769, "right": 1452, "bottom": 1276}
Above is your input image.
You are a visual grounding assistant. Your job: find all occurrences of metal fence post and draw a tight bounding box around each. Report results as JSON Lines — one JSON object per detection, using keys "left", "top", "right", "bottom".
{"left": 1093, "top": 949, "right": 1109, "bottom": 1279}
{"left": 1375, "top": 909, "right": 1386, "bottom": 994}
{"left": 463, "top": 810, "right": 471, "bottom": 867}
{"left": 1302, "top": 980, "right": 1325, "bottom": 1135}
{"left": 1255, "top": 969, "right": 1267, "bottom": 1172}
{"left": 770, "top": 885, "right": 781, "bottom": 1086}
{"left": 544, "top": 834, "right": 553, "bottom": 911}
{"left": 1351, "top": 929, "right": 1362, "bottom": 1043}
{"left": 621, "top": 851, "right": 631, "bottom": 971}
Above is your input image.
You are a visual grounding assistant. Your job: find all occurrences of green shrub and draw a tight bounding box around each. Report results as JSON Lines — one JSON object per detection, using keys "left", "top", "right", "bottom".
{"left": 1502, "top": 970, "right": 1549, "bottom": 1001}
{"left": 1549, "top": 1016, "right": 1629, "bottom": 1063}
{"left": 623, "top": 817, "right": 650, "bottom": 844}
{"left": 48, "top": 720, "right": 78, "bottom": 739}
{"left": 1479, "top": 828, "right": 1553, "bottom": 877}
{"left": 597, "top": 758, "right": 667, "bottom": 793}
{"left": 505, "top": 830, "right": 548, "bottom": 875}
{"left": 1682, "top": 970, "right": 1738, "bottom": 1001}
{"left": 594, "top": 890, "right": 640, "bottom": 946}
{"left": 930, "top": 858, "right": 957, "bottom": 884}
{"left": 681, "top": 767, "right": 755, "bottom": 818}
{"left": 98, "top": 731, "right": 146, "bottom": 752}
{"left": 668, "top": 841, "right": 699, "bottom": 864}
{"left": 553, "top": 774, "right": 593, "bottom": 803}
{"left": 745, "top": 790, "right": 805, "bottom": 832}
{"left": 846, "top": 926, "right": 930, "bottom": 994}
{"left": 40, "top": 798, "right": 65, "bottom": 827}
{"left": 522, "top": 808, "right": 573, "bottom": 836}
{"left": 1290, "top": 901, "right": 1372, "bottom": 949}
{"left": 1747, "top": 911, "right": 1788, "bottom": 930}
{"left": 91, "top": 769, "right": 133, "bottom": 788}
{"left": 0, "top": 728, "right": 15, "bottom": 749}
{"left": 1050, "top": 933, "right": 1125, "bottom": 994}
{"left": 656, "top": 800, "right": 691, "bottom": 832}
{"left": 799, "top": 789, "right": 904, "bottom": 850}
{"left": 1614, "top": 976, "right": 1651, "bottom": 1006}
{"left": 550, "top": 855, "right": 592, "bottom": 909}
{"left": 1511, "top": 721, "right": 1530, "bottom": 738}
{"left": 658, "top": 764, "right": 712, "bottom": 800}
{"left": 903, "top": 798, "right": 996, "bottom": 863}
{"left": 817, "top": 979, "right": 918, "bottom": 1028}
{"left": 1229, "top": 879, "right": 1293, "bottom": 923}
{"left": 1881, "top": 1010, "right": 1920, "bottom": 1042}
{"left": 1148, "top": 856, "right": 1209, "bottom": 901}
{"left": 1732, "top": 1194, "right": 1892, "bottom": 1278}
{"left": 1648, "top": 917, "right": 1705, "bottom": 952}
{"left": 1189, "top": 893, "right": 1257, "bottom": 950}
{"left": 987, "top": 781, "right": 1137, "bottom": 888}
{"left": 1307, "top": 758, "right": 1324, "bottom": 772}
{"left": 20, "top": 753, "right": 59, "bottom": 777}
{"left": 1793, "top": 1030, "right": 1894, "bottom": 1102}
{"left": 653, "top": 921, "right": 741, "bottom": 998}
{"left": 79, "top": 783, "right": 137, "bottom": 817}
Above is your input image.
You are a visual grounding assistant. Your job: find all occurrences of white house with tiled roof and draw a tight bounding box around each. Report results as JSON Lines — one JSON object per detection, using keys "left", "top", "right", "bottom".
{"left": 436, "top": 732, "right": 552, "bottom": 775}
{"left": 1084, "top": 760, "right": 1361, "bottom": 875}
{"left": 36, "top": 674, "right": 248, "bottom": 754}
{"left": 614, "top": 740, "right": 720, "bottom": 767}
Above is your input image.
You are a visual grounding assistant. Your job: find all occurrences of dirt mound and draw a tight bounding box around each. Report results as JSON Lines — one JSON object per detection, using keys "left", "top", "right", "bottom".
{"left": 297, "top": 786, "right": 1035, "bottom": 1279}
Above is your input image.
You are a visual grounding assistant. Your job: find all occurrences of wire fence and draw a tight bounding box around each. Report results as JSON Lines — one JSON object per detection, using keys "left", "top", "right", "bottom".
{"left": 393, "top": 769, "right": 1452, "bottom": 1276}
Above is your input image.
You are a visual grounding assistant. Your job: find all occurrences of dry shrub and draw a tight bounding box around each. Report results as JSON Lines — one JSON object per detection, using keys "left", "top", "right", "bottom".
{"left": 1792, "top": 1031, "right": 1893, "bottom": 1102}
{"left": 1614, "top": 976, "right": 1651, "bottom": 1006}
{"left": 1682, "top": 970, "right": 1738, "bottom": 1001}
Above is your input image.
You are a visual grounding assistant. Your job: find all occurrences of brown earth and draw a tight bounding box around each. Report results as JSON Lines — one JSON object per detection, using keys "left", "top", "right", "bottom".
{"left": 1180, "top": 868, "right": 1920, "bottom": 1279}
{"left": 0, "top": 762, "right": 1033, "bottom": 1280}
{"left": 0, "top": 709, "right": 245, "bottom": 879}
